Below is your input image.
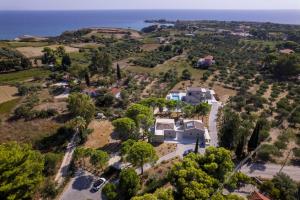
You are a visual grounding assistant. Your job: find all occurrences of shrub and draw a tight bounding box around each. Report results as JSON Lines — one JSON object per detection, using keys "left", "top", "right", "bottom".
{"left": 43, "top": 153, "right": 60, "bottom": 176}
{"left": 41, "top": 179, "right": 58, "bottom": 199}
{"left": 103, "top": 183, "right": 118, "bottom": 200}
{"left": 257, "top": 144, "right": 279, "bottom": 161}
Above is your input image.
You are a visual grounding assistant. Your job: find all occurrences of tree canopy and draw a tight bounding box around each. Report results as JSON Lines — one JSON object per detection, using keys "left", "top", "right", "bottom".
{"left": 0, "top": 142, "right": 44, "bottom": 200}
{"left": 218, "top": 108, "right": 241, "bottom": 150}
{"left": 119, "top": 168, "right": 141, "bottom": 199}
{"left": 67, "top": 93, "right": 95, "bottom": 123}
{"left": 89, "top": 50, "right": 112, "bottom": 75}
{"left": 169, "top": 147, "right": 234, "bottom": 200}
{"left": 112, "top": 117, "right": 137, "bottom": 140}
{"left": 123, "top": 141, "right": 158, "bottom": 174}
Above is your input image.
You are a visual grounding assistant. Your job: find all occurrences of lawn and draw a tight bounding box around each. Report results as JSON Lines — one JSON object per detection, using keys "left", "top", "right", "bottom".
{"left": 0, "top": 68, "right": 51, "bottom": 85}
{"left": 0, "top": 98, "right": 20, "bottom": 115}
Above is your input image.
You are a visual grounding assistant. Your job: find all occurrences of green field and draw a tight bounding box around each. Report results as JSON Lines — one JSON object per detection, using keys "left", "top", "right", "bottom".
{"left": 127, "top": 59, "right": 205, "bottom": 80}
{"left": 0, "top": 68, "right": 51, "bottom": 84}
{"left": 0, "top": 98, "right": 20, "bottom": 115}
{"left": 0, "top": 41, "right": 50, "bottom": 48}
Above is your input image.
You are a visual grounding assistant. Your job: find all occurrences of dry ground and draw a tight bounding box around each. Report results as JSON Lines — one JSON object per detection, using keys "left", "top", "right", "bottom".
{"left": 141, "top": 157, "right": 180, "bottom": 191}
{"left": 34, "top": 101, "right": 67, "bottom": 114}
{"left": 17, "top": 45, "right": 79, "bottom": 58}
{"left": 84, "top": 120, "right": 114, "bottom": 149}
{"left": 154, "top": 143, "right": 177, "bottom": 158}
{"left": 0, "top": 85, "right": 18, "bottom": 104}
{"left": 70, "top": 42, "right": 104, "bottom": 49}
{"left": 84, "top": 28, "right": 142, "bottom": 39}
{"left": 141, "top": 43, "right": 160, "bottom": 51}
{"left": 0, "top": 118, "right": 61, "bottom": 143}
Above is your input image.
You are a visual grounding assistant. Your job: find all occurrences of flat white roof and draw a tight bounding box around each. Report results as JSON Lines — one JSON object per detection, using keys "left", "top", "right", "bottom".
{"left": 155, "top": 130, "right": 164, "bottom": 136}
{"left": 183, "top": 119, "right": 203, "bottom": 123}
{"left": 204, "top": 128, "right": 211, "bottom": 140}
{"left": 156, "top": 118, "right": 175, "bottom": 123}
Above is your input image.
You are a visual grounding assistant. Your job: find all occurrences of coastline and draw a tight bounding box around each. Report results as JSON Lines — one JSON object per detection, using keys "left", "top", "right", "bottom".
{"left": 1, "top": 10, "right": 300, "bottom": 40}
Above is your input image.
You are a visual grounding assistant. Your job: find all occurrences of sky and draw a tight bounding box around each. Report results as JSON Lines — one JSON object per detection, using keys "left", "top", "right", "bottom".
{"left": 1, "top": 0, "right": 300, "bottom": 10}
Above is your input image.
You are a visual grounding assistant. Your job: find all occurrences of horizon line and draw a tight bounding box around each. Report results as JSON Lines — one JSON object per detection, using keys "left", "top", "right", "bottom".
{"left": 1, "top": 8, "right": 300, "bottom": 11}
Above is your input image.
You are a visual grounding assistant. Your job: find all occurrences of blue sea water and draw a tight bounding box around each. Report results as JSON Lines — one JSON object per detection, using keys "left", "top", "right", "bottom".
{"left": 0, "top": 10, "right": 299, "bottom": 40}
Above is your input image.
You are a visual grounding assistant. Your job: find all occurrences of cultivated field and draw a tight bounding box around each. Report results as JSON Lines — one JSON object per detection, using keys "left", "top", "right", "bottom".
{"left": 0, "top": 68, "right": 51, "bottom": 84}
{"left": 0, "top": 85, "right": 18, "bottom": 104}
{"left": 17, "top": 45, "right": 79, "bottom": 58}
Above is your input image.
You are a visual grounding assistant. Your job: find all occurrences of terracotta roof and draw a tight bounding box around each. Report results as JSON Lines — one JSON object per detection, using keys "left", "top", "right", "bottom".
{"left": 279, "top": 49, "right": 295, "bottom": 54}
{"left": 204, "top": 55, "right": 214, "bottom": 60}
{"left": 110, "top": 87, "right": 121, "bottom": 95}
{"left": 248, "top": 191, "right": 270, "bottom": 200}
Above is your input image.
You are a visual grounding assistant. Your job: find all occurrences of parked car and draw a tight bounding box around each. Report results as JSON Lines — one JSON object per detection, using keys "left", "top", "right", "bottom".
{"left": 91, "top": 178, "right": 106, "bottom": 191}
{"left": 183, "top": 149, "right": 193, "bottom": 157}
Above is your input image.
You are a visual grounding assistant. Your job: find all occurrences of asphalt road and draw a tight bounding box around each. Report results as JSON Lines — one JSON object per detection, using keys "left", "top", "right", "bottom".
{"left": 59, "top": 170, "right": 104, "bottom": 200}
{"left": 240, "top": 163, "right": 300, "bottom": 181}
{"left": 209, "top": 102, "right": 220, "bottom": 147}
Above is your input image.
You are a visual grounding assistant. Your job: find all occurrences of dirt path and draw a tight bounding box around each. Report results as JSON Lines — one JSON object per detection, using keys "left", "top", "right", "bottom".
{"left": 55, "top": 132, "right": 78, "bottom": 186}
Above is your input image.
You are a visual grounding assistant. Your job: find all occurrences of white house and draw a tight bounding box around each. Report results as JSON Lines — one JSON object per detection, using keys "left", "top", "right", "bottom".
{"left": 166, "top": 87, "right": 216, "bottom": 105}
{"left": 153, "top": 118, "right": 211, "bottom": 145}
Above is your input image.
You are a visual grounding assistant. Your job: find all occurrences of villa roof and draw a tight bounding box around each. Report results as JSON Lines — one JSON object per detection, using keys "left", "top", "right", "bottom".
{"left": 279, "top": 48, "right": 295, "bottom": 54}
{"left": 204, "top": 55, "right": 214, "bottom": 60}
{"left": 248, "top": 191, "right": 270, "bottom": 200}
{"left": 155, "top": 118, "right": 175, "bottom": 130}
{"left": 184, "top": 120, "right": 205, "bottom": 131}
{"left": 110, "top": 87, "right": 121, "bottom": 95}
{"left": 156, "top": 123, "right": 174, "bottom": 130}
{"left": 187, "top": 87, "right": 207, "bottom": 92}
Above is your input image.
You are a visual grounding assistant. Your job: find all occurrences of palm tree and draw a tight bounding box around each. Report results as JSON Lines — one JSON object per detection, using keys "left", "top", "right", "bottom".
{"left": 68, "top": 116, "right": 87, "bottom": 133}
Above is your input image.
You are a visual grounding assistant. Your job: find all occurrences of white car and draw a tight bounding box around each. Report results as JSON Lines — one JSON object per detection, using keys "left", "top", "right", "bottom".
{"left": 91, "top": 178, "right": 106, "bottom": 191}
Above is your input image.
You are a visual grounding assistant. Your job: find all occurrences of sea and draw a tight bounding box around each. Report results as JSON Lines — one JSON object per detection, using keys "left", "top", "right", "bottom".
{"left": 0, "top": 10, "right": 299, "bottom": 40}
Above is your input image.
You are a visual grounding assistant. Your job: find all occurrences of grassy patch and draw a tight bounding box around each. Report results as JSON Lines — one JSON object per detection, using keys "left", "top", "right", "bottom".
{"left": 0, "top": 68, "right": 51, "bottom": 84}
{"left": 0, "top": 41, "right": 49, "bottom": 48}
{"left": 127, "top": 59, "right": 205, "bottom": 79}
{"left": 0, "top": 98, "right": 20, "bottom": 115}
{"left": 240, "top": 39, "right": 278, "bottom": 48}
{"left": 0, "top": 118, "right": 62, "bottom": 144}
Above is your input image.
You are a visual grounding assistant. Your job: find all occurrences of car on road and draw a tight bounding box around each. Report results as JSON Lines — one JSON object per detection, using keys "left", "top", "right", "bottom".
{"left": 183, "top": 149, "right": 194, "bottom": 157}
{"left": 91, "top": 178, "right": 106, "bottom": 191}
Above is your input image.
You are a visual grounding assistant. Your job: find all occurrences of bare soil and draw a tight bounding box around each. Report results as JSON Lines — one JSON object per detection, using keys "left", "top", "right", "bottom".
{"left": 0, "top": 118, "right": 61, "bottom": 143}
{"left": 84, "top": 120, "right": 114, "bottom": 149}
{"left": 0, "top": 85, "right": 18, "bottom": 104}
{"left": 154, "top": 143, "right": 177, "bottom": 158}
{"left": 141, "top": 44, "right": 160, "bottom": 51}
{"left": 17, "top": 45, "right": 79, "bottom": 58}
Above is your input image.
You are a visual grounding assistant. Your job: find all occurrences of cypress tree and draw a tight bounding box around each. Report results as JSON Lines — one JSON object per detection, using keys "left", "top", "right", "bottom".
{"left": 117, "top": 63, "right": 121, "bottom": 80}
{"left": 248, "top": 120, "right": 262, "bottom": 152}
{"left": 194, "top": 136, "right": 199, "bottom": 153}
{"left": 236, "top": 134, "right": 245, "bottom": 159}
{"left": 85, "top": 72, "right": 90, "bottom": 87}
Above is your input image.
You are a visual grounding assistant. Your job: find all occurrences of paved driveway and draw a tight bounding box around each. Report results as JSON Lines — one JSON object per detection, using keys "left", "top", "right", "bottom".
{"left": 240, "top": 163, "right": 300, "bottom": 181}
{"left": 60, "top": 170, "right": 104, "bottom": 200}
{"left": 209, "top": 102, "right": 220, "bottom": 147}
